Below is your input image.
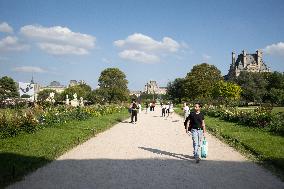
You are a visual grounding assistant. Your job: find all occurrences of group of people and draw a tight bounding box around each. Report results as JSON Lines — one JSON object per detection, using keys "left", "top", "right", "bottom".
{"left": 161, "top": 102, "right": 174, "bottom": 117}
{"left": 129, "top": 100, "right": 206, "bottom": 163}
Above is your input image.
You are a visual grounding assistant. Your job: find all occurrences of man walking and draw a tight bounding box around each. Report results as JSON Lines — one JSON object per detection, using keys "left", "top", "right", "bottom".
{"left": 130, "top": 100, "right": 138, "bottom": 124}
{"left": 184, "top": 103, "right": 206, "bottom": 163}
{"left": 183, "top": 102, "right": 190, "bottom": 121}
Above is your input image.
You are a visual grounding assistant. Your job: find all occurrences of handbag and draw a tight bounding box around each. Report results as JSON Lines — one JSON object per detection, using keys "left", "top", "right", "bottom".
{"left": 201, "top": 137, "right": 208, "bottom": 158}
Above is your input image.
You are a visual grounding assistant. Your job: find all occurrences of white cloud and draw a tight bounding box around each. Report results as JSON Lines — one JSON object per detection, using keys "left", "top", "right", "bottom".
{"left": 20, "top": 25, "right": 96, "bottom": 55}
{"left": 102, "top": 58, "right": 111, "bottom": 63}
{"left": 114, "top": 33, "right": 181, "bottom": 63}
{"left": 114, "top": 33, "right": 180, "bottom": 52}
{"left": 119, "top": 50, "right": 160, "bottom": 63}
{"left": 0, "top": 22, "right": 13, "bottom": 33}
{"left": 0, "top": 36, "right": 29, "bottom": 52}
{"left": 38, "top": 43, "right": 88, "bottom": 55}
{"left": 263, "top": 42, "right": 284, "bottom": 56}
{"left": 202, "top": 54, "right": 211, "bottom": 62}
{"left": 12, "top": 66, "right": 46, "bottom": 73}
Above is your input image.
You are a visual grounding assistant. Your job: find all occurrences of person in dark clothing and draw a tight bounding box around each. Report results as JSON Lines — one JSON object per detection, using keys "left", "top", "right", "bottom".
{"left": 184, "top": 103, "right": 206, "bottom": 163}
{"left": 161, "top": 103, "right": 166, "bottom": 117}
{"left": 130, "top": 100, "right": 138, "bottom": 124}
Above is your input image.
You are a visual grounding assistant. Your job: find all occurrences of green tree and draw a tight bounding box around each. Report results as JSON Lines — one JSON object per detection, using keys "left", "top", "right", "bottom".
{"left": 0, "top": 76, "right": 19, "bottom": 100}
{"left": 266, "top": 71, "right": 284, "bottom": 90}
{"left": 98, "top": 68, "right": 129, "bottom": 103}
{"left": 87, "top": 89, "right": 105, "bottom": 104}
{"left": 167, "top": 78, "right": 186, "bottom": 103}
{"left": 184, "top": 63, "right": 223, "bottom": 100}
{"left": 37, "top": 89, "right": 58, "bottom": 102}
{"left": 60, "top": 84, "right": 92, "bottom": 101}
{"left": 269, "top": 88, "right": 284, "bottom": 105}
{"left": 212, "top": 80, "right": 242, "bottom": 104}
{"left": 235, "top": 72, "right": 268, "bottom": 103}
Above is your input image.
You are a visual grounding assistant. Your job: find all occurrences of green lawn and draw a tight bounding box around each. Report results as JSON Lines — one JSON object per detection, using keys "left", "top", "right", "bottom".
{"left": 0, "top": 109, "right": 129, "bottom": 188}
{"left": 175, "top": 107, "right": 284, "bottom": 180}
{"left": 272, "top": 107, "right": 284, "bottom": 113}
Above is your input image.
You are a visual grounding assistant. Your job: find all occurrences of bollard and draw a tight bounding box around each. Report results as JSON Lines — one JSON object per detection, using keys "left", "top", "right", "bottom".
{"left": 92, "top": 129, "right": 96, "bottom": 136}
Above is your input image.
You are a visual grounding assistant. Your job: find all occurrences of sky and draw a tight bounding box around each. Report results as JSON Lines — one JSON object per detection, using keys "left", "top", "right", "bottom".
{"left": 0, "top": 0, "right": 284, "bottom": 90}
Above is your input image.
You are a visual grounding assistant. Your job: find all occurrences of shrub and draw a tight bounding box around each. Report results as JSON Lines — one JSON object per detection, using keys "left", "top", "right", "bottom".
{"left": 0, "top": 104, "right": 125, "bottom": 138}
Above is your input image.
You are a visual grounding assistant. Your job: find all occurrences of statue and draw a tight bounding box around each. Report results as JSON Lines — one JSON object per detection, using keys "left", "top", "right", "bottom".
{"left": 66, "top": 94, "right": 70, "bottom": 105}
{"left": 70, "top": 93, "right": 79, "bottom": 107}
{"left": 73, "top": 93, "right": 77, "bottom": 100}
{"left": 46, "top": 92, "right": 55, "bottom": 103}
{"left": 80, "top": 97, "right": 84, "bottom": 107}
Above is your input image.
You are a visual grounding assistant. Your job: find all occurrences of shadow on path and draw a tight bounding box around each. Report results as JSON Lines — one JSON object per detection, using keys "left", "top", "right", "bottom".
{"left": 4, "top": 153, "right": 284, "bottom": 189}
{"left": 139, "top": 147, "right": 194, "bottom": 161}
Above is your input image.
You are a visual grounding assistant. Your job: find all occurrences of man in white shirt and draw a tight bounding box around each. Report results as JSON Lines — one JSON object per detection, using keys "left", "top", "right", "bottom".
{"left": 183, "top": 102, "right": 190, "bottom": 121}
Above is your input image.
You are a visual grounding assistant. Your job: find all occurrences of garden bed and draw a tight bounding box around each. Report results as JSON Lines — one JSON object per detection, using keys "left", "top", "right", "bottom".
{"left": 0, "top": 109, "right": 129, "bottom": 188}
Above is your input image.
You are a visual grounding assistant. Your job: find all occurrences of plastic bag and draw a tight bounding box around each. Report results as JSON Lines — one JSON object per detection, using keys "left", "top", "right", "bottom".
{"left": 201, "top": 137, "right": 208, "bottom": 158}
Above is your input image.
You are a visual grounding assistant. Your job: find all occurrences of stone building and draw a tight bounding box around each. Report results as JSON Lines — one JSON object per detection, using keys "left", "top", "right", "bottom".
{"left": 226, "top": 50, "right": 271, "bottom": 79}
{"left": 144, "top": 81, "right": 167, "bottom": 95}
{"left": 40, "top": 81, "right": 66, "bottom": 93}
{"left": 69, "top": 80, "right": 86, "bottom": 87}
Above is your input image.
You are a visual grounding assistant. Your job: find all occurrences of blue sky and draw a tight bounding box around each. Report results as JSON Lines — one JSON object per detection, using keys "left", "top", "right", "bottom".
{"left": 0, "top": 0, "right": 283, "bottom": 90}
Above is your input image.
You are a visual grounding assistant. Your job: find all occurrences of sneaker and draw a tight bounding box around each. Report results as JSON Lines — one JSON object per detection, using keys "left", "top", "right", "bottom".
{"left": 195, "top": 158, "right": 201, "bottom": 163}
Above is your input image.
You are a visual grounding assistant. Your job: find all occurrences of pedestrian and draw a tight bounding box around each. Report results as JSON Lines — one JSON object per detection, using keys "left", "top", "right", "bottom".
{"left": 152, "top": 102, "right": 156, "bottom": 111}
{"left": 138, "top": 103, "right": 142, "bottom": 114}
{"left": 184, "top": 103, "right": 206, "bottom": 163}
{"left": 169, "top": 102, "right": 174, "bottom": 117}
{"left": 145, "top": 102, "right": 149, "bottom": 113}
{"left": 183, "top": 102, "right": 190, "bottom": 121}
{"left": 166, "top": 102, "right": 170, "bottom": 117}
{"left": 161, "top": 103, "right": 166, "bottom": 117}
{"left": 149, "top": 102, "right": 153, "bottom": 111}
{"left": 130, "top": 100, "right": 138, "bottom": 124}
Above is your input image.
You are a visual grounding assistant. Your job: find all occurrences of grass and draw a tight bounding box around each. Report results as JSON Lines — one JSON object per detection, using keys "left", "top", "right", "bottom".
{"left": 272, "top": 107, "right": 284, "bottom": 114}
{"left": 175, "top": 107, "right": 284, "bottom": 180}
{"left": 0, "top": 109, "right": 129, "bottom": 189}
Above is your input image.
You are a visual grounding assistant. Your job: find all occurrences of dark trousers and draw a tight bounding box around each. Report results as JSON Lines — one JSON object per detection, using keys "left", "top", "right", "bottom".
{"left": 162, "top": 108, "right": 166, "bottom": 117}
{"left": 131, "top": 110, "right": 137, "bottom": 122}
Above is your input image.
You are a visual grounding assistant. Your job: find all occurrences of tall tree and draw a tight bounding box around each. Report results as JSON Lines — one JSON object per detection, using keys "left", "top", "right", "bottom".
{"left": 167, "top": 78, "right": 186, "bottom": 103}
{"left": 184, "top": 63, "right": 223, "bottom": 100}
{"left": 98, "top": 68, "right": 129, "bottom": 103}
{"left": 0, "top": 76, "right": 19, "bottom": 100}
{"left": 235, "top": 72, "right": 268, "bottom": 103}
{"left": 212, "top": 80, "right": 242, "bottom": 103}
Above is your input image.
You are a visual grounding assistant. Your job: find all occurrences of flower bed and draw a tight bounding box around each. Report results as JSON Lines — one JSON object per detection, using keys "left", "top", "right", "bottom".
{"left": 0, "top": 104, "right": 125, "bottom": 138}
{"left": 203, "top": 105, "right": 284, "bottom": 135}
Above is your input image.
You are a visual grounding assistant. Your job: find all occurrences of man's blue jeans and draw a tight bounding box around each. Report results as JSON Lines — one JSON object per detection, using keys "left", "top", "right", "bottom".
{"left": 191, "top": 129, "right": 203, "bottom": 159}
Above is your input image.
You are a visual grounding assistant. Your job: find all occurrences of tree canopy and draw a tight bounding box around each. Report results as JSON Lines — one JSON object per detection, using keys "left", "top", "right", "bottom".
{"left": 98, "top": 68, "right": 129, "bottom": 103}
{"left": 167, "top": 78, "right": 186, "bottom": 103}
{"left": 60, "top": 84, "right": 92, "bottom": 101}
{"left": 184, "top": 63, "right": 223, "bottom": 100}
{"left": 0, "top": 76, "right": 19, "bottom": 100}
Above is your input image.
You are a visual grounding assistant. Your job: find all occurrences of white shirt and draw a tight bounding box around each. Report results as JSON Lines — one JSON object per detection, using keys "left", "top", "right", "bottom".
{"left": 183, "top": 106, "right": 189, "bottom": 112}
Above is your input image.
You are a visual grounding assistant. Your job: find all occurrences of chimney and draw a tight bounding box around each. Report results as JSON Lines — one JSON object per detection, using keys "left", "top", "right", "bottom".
{"left": 232, "top": 51, "right": 236, "bottom": 66}
{"left": 256, "top": 49, "right": 262, "bottom": 66}
{"left": 242, "top": 50, "right": 247, "bottom": 67}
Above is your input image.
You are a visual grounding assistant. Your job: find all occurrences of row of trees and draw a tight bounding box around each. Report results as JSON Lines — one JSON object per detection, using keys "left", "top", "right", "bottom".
{"left": 0, "top": 68, "right": 130, "bottom": 105}
{"left": 167, "top": 63, "right": 284, "bottom": 105}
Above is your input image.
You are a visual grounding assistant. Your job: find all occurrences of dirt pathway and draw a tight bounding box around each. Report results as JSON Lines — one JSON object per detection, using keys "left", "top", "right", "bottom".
{"left": 8, "top": 107, "right": 283, "bottom": 189}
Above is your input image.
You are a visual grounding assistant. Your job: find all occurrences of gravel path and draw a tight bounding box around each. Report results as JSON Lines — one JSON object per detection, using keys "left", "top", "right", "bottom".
{"left": 8, "top": 107, "right": 284, "bottom": 189}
